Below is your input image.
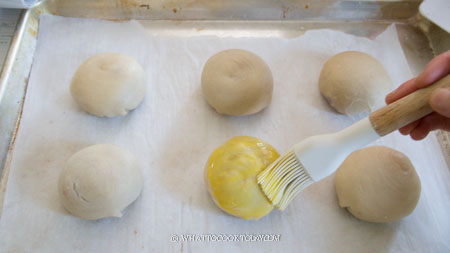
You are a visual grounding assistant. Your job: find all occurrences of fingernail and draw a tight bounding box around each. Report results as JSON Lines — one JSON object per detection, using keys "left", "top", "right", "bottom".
{"left": 431, "top": 88, "right": 450, "bottom": 117}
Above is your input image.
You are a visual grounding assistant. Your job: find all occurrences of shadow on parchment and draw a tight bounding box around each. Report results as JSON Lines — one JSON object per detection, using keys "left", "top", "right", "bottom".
{"left": 156, "top": 87, "right": 228, "bottom": 216}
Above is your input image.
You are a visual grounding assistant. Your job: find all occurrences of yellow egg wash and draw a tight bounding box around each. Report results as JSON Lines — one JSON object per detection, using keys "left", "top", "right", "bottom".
{"left": 206, "top": 136, "right": 279, "bottom": 220}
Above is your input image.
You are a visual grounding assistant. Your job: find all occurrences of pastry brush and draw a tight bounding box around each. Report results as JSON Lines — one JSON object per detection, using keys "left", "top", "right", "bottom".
{"left": 258, "top": 74, "right": 450, "bottom": 210}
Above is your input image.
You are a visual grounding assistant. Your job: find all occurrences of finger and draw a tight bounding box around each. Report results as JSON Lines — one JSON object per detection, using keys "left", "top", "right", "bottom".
{"left": 410, "top": 116, "right": 433, "bottom": 140}
{"left": 423, "top": 112, "right": 450, "bottom": 132}
{"left": 430, "top": 88, "right": 450, "bottom": 118}
{"left": 416, "top": 50, "right": 450, "bottom": 88}
{"left": 385, "top": 78, "right": 417, "bottom": 104}
{"left": 409, "top": 113, "right": 450, "bottom": 140}
{"left": 399, "top": 120, "right": 420, "bottom": 135}
{"left": 410, "top": 126, "right": 430, "bottom": 140}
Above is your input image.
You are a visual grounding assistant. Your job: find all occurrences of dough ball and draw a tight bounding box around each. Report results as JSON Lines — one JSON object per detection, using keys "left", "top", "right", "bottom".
{"left": 205, "top": 136, "right": 279, "bottom": 220}
{"left": 201, "top": 49, "right": 273, "bottom": 116}
{"left": 319, "top": 51, "right": 393, "bottom": 114}
{"left": 70, "top": 53, "right": 146, "bottom": 117}
{"left": 335, "top": 146, "right": 421, "bottom": 223}
{"left": 58, "top": 144, "right": 143, "bottom": 220}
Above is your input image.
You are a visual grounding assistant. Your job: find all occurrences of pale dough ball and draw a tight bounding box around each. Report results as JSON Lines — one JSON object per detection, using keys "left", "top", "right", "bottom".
{"left": 205, "top": 136, "right": 279, "bottom": 220}
{"left": 58, "top": 144, "right": 143, "bottom": 220}
{"left": 319, "top": 51, "right": 393, "bottom": 114}
{"left": 70, "top": 53, "right": 146, "bottom": 117}
{"left": 201, "top": 49, "right": 273, "bottom": 116}
{"left": 335, "top": 146, "right": 421, "bottom": 223}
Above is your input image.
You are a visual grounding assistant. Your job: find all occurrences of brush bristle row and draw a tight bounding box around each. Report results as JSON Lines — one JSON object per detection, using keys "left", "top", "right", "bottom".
{"left": 257, "top": 150, "right": 313, "bottom": 210}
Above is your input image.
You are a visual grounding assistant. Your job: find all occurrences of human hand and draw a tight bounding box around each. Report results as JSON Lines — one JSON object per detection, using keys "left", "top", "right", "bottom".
{"left": 385, "top": 50, "right": 450, "bottom": 140}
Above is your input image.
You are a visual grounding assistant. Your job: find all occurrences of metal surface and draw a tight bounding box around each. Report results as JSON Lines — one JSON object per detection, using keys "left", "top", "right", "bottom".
{"left": 0, "top": 0, "right": 448, "bottom": 212}
{"left": 42, "top": 0, "right": 422, "bottom": 21}
{"left": 0, "top": 6, "right": 40, "bottom": 211}
{"left": 0, "top": 8, "right": 20, "bottom": 71}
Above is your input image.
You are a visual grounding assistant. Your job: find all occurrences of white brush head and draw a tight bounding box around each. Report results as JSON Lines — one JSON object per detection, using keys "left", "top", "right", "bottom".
{"left": 257, "top": 150, "right": 313, "bottom": 210}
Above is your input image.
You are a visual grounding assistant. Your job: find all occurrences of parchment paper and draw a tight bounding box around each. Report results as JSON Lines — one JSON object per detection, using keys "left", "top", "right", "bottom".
{"left": 0, "top": 15, "right": 449, "bottom": 252}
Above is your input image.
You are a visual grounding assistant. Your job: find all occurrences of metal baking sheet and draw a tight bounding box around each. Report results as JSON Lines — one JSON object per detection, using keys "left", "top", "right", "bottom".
{"left": 0, "top": 12, "right": 449, "bottom": 252}
{"left": 0, "top": 0, "right": 448, "bottom": 252}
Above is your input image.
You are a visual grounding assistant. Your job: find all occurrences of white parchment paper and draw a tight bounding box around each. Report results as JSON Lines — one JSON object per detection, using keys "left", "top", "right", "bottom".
{"left": 0, "top": 15, "right": 449, "bottom": 252}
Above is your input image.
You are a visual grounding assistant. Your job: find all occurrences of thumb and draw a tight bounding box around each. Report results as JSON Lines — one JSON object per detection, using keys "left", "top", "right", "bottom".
{"left": 430, "top": 88, "right": 450, "bottom": 118}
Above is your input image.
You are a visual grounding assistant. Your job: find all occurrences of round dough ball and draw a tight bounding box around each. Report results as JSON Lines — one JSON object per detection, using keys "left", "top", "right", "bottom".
{"left": 319, "top": 51, "right": 393, "bottom": 114}
{"left": 335, "top": 146, "right": 421, "bottom": 223}
{"left": 58, "top": 144, "right": 143, "bottom": 220}
{"left": 205, "top": 136, "right": 279, "bottom": 220}
{"left": 70, "top": 53, "right": 146, "bottom": 117}
{"left": 201, "top": 49, "right": 273, "bottom": 116}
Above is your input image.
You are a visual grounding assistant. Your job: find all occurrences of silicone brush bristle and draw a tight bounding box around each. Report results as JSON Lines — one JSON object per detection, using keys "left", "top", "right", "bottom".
{"left": 257, "top": 150, "right": 313, "bottom": 210}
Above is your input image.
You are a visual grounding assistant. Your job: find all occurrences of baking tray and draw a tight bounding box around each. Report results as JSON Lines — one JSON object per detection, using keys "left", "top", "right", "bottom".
{"left": 0, "top": 0, "right": 448, "bottom": 219}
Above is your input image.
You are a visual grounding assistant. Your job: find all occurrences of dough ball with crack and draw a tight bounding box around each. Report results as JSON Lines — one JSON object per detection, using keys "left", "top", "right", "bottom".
{"left": 319, "top": 51, "right": 393, "bottom": 114}
{"left": 201, "top": 49, "right": 273, "bottom": 116}
{"left": 335, "top": 146, "right": 421, "bottom": 223}
{"left": 205, "top": 136, "right": 279, "bottom": 220}
{"left": 58, "top": 144, "right": 143, "bottom": 220}
{"left": 70, "top": 53, "right": 146, "bottom": 117}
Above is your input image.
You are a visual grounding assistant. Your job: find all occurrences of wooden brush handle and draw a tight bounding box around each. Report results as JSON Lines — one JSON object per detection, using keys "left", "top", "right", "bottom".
{"left": 370, "top": 74, "right": 450, "bottom": 136}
